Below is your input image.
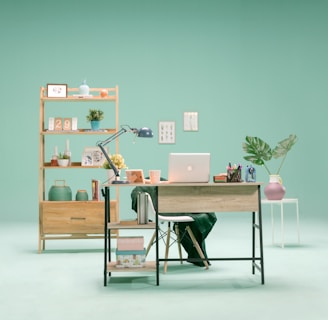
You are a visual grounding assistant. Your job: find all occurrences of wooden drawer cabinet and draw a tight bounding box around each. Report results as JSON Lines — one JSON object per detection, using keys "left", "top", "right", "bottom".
{"left": 39, "top": 200, "right": 117, "bottom": 252}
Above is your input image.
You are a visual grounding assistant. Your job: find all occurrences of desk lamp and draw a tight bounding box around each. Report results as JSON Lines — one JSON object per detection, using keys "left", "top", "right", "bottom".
{"left": 97, "top": 125, "right": 153, "bottom": 184}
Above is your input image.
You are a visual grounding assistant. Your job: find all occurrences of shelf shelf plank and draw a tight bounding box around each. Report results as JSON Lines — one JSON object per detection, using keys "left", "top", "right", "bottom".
{"left": 108, "top": 220, "right": 156, "bottom": 230}
{"left": 42, "top": 129, "right": 116, "bottom": 135}
{"left": 43, "top": 162, "right": 103, "bottom": 168}
{"left": 107, "top": 261, "right": 156, "bottom": 272}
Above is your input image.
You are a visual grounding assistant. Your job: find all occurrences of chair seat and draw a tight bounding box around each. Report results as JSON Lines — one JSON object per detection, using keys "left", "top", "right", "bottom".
{"left": 158, "top": 215, "right": 194, "bottom": 223}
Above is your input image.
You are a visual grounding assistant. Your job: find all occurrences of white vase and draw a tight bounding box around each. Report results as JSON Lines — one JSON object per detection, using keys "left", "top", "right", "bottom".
{"left": 106, "top": 169, "right": 121, "bottom": 183}
{"left": 79, "top": 80, "right": 89, "bottom": 95}
{"left": 107, "top": 169, "right": 115, "bottom": 183}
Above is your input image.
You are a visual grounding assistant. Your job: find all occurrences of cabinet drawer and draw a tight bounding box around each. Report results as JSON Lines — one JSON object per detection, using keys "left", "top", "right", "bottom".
{"left": 40, "top": 201, "right": 117, "bottom": 234}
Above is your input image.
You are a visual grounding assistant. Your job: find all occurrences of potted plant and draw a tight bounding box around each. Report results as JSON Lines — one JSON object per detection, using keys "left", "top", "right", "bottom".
{"left": 86, "top": 109, "right": 104, "bottom": 131}
{"left": 242, "top": 134, "right": 297, "bottom": 200}
{"left": 103, "top": 154, "right": 127, "bottom": 182}
{"left": 57, "top": 153, "right": 70, "bottom": 167}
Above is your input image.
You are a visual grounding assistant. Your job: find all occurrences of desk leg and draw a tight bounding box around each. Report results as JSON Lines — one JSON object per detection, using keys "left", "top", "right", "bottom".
{"left": 252, "top": 212, "right": 255, "bottom": 275}
{"left": 155, "top": 187, "right": 159, "bottom": 286}
{"left": 258, "top": 208, "right": 265, "bottom": 285}
{"left": 103, "top": 186, "right": 109, "bottom": 287}
{"left": 257, "top": 186, "right": 265, "bottom": 284}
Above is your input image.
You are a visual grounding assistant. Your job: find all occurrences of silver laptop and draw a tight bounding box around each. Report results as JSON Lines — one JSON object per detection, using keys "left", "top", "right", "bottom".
{"left": 168, "top": 153, "right": 211, "bottom": 183}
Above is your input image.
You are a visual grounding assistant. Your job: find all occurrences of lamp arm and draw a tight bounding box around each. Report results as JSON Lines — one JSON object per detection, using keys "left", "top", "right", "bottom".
{"left": 97, "top": 127, "right": 128, "bottom": 178}
{"left": 98, "top": 127, "right": 128, "bottom": 147}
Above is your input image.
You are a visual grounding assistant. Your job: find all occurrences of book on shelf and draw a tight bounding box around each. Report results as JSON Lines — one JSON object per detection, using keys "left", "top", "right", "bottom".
{"left": 92, "top": 179, "right": 100, "bottom": 201}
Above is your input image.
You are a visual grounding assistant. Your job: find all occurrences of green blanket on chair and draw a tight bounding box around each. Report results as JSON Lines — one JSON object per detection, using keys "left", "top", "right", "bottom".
{"left": 131, "top": 185, "right": 217, "bottom": 266}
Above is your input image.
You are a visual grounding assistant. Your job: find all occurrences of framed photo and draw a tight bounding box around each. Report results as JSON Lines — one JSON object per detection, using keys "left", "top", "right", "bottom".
{"left": 81, "top": 146, "right": 108, "bottom": 167}
{"left": 158, "top": 121, "right": 175, "bottom": 144}
{"left": 126, "top": 170, "right": 145, "bottom": 183}
{"left": 184, "top": 112, "right": 198, "bottom": 131}
{"left": 47, "top": 84, "right": 67, "bottom": 98}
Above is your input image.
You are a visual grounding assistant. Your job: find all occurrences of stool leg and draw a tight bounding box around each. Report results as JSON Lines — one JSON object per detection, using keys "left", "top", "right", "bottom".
{"left": 164, "top": 222, "right": 171, "bottom": 273}
{"left": 281, "top": 202, "right": 284, "bottom": 248}
{"left": 270, "top": 204, "right": 275, "bottom": 245}
{"left": 146, "top": 230, "right": 156, "bottom": 257}
{"left": 296, "top": 200, "right": 300, "bottom": 244}
{"left": 174, "top": 224, "right": 183, "bottom": 264}
{"left": 186, "top": 226, "right": 209, "bottom": 270}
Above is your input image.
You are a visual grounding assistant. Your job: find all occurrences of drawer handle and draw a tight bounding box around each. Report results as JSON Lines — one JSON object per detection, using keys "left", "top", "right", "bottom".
{"left": 70, "top": 217, "right": 86, "bottom": 220}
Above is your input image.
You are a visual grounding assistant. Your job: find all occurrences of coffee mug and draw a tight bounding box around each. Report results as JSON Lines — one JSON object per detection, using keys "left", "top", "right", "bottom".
{"left": 149, "top": 170, "right": 161, "bottom": 184}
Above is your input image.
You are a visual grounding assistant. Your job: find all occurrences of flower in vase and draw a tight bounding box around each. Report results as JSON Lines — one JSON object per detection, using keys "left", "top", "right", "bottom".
{"left": 102, "top": 154, "right": 127, "bottom": 170}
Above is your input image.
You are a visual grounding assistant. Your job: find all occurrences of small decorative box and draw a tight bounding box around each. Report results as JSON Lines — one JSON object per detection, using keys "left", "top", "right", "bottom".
{"left": 213, "top": 174, "right": 227, "bottom": 183}
{"left": 117, "top": 236, "right": 144, "bottom": 251}
{"left": 115, "top": 248, "right": 146, "bottom": 268}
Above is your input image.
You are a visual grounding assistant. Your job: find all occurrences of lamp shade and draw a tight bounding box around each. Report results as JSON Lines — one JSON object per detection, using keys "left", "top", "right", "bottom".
{"left": 137, "top": 127, "right": 153, "bottom": 138}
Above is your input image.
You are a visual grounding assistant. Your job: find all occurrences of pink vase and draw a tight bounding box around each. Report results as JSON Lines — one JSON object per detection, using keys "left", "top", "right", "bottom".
{"left": 264, "top": 175, "right": 286, "bottom": 200}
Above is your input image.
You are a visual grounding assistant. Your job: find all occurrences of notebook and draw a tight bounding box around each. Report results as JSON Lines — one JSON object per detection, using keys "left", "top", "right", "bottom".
{"left": 168, "top": 153, "right": 211, "bottom": 183}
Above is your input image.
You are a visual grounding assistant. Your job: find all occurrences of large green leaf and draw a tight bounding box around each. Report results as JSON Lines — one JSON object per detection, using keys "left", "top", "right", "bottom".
{"left": 272, "top": 134, "right": 298, "bottom": 159}
{"left": 242, "top": 136, "right": 273, "bottom": 163}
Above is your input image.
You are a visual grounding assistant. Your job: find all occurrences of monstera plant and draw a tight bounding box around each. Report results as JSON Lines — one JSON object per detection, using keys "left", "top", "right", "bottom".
{"left": 242, "top": 134, "right": 298, "bottom": 175}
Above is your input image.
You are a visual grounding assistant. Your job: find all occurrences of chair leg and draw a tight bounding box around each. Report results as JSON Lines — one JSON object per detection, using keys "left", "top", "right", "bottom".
{"left": 146, "top": 230, "right": 156, "bottom": 257}
{"left": 186, "top": 226, "right": 209, "bottom": 270}
{"left": 175, "top": 224, "right": 183, "bottom": 264}
{"left": 164, "top": 222, "right": 171, "bottom": 273}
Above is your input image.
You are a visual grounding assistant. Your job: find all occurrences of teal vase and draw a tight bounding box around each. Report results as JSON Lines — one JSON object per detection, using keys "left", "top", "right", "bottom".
{"left": 91, "top": 120, "right": 100, "bottom": 131}
{"left": 76, "top": 190, "right": 89, "bottom": 201}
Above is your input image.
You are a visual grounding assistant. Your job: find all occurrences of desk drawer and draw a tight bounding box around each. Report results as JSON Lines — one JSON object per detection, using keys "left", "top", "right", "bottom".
{"left": 40, "top": 201, "right": 117, "bottom": 234}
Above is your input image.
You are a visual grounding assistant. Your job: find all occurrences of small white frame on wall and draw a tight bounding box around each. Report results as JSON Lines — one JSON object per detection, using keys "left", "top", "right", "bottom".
{"left": 158, "top": 121, "right": 175, "bottom": 144}
{"left": 184, "top": 112, "right": 198, "bottom": 131}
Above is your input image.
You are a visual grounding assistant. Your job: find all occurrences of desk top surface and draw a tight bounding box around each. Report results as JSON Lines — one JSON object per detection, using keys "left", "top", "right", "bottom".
{"left": 103, "top": 182, "right": 263, "bottom": 187}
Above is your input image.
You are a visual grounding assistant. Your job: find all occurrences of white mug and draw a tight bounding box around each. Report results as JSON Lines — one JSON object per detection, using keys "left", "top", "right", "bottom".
{"left": 149, "top": 170, "right": 161, "bottom": 184}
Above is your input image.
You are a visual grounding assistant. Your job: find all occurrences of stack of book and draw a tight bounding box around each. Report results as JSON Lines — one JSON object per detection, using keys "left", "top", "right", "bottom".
{"left": 116, "top": 236, "right": 146, "bottom": 268}
{"left": 213, "top": 173, "right": 227, "bottom": 183}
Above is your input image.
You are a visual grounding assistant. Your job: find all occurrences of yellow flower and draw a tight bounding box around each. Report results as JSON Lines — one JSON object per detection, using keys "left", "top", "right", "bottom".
{"left": 103, "top": 154, "right": 127, "bottom": 169}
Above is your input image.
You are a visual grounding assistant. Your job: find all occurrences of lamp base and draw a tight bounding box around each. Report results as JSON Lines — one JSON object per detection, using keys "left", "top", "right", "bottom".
{"left": 112, "top": 180, "right": 130, "bottom": 184}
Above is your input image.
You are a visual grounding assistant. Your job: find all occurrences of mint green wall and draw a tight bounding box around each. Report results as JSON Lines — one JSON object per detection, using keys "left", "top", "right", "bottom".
{"left": 1, "top": 0, "right": 327, "bottom": 222}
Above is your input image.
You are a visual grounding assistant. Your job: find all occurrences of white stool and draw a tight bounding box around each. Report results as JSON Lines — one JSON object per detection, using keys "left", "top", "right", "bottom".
{"left": 261, "top": 198, "right": 300, "bottom": 248}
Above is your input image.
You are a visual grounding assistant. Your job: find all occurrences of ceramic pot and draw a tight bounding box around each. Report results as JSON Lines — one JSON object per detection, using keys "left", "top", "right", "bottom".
{"left": 79, "top": 80, "right": 89, "bottom": 95}
{"left": 91, "top": 120, "right": 100, "bottom": 131}
{"left": 48, "top": 180, "right": 72, "bottom": 201}
{"left": 107, "top": 169, "right": 121, "bottom": 183}
{"left": 76, "top": 190, "right": 88, "bottom": 201}
{"left": 264, "top": 175, "right": 286, "bottom": 200}
{"left": 57, "top": 159, "right": 69, "bottom": 167}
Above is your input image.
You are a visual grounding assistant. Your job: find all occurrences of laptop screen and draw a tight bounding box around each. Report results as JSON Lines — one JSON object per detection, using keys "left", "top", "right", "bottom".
{"left": 168, "top": 153, "right": 211, "bottom": 183}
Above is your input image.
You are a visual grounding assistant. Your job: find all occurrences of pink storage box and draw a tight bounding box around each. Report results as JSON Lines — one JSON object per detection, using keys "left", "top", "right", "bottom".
{"left": 117, "top": 236, "right": 144, "bottom": 251}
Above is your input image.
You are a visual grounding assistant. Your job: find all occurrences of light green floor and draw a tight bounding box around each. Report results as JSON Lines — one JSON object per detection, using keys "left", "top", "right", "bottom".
{"left": 1, "top": 213, "right": 327, "bottom": 320}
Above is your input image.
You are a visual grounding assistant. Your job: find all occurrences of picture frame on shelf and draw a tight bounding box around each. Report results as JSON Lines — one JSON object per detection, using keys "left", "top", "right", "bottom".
{"left": 82, "top": 146, "right": 108, "bottom": 167}
{"left": 47, "top": 84, "right": 67, "bottom": 98}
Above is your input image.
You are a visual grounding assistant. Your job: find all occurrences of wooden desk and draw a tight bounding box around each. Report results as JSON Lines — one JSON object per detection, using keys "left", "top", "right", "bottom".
{"left": 104, "top": 182, "right": 264, "bottom": 286}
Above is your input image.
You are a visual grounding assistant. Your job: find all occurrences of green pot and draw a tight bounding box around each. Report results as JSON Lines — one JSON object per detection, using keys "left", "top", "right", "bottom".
{"left": 75, "top": 190, "right": 89, "bottom": 201}
{"left": 48, "top": 180, "right": 72, "bottom": 201}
